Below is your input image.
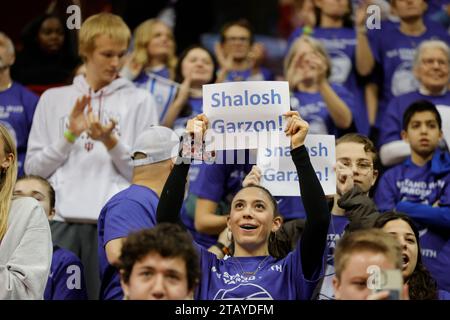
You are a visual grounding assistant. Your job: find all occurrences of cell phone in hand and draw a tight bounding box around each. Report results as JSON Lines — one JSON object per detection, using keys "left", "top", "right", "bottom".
{"left": 372, "top": 269, "right": 403, "bottom": 300}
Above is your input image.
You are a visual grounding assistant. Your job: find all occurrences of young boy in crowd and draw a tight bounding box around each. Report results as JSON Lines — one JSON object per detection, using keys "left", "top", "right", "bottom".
{"left": 119, "top": 223, "right": 200, "bottom": 300}
{"left": 24, "top": 13, "right": 159, "bottom": 299}
{"left": 375, "top": 100, "right": 450, "bottom": 292}
{"left": 333, "top": 228, "right": 408, "bottom": 300}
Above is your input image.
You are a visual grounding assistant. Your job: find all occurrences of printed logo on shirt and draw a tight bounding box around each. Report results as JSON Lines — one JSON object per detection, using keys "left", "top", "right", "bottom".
{"left": 0, "top": 105, "right": 24, "bottom": 118}
{"left": 328, "top": 50, "right": 352, "bottom": 85}
{"left": 397, "top": 179, "right": 445, "bottom": 202}
{"left": 421, "top": 248, "right": 438, "bottom": 259}
{"left": 391, "top": 61, "right": 419, "bottom": 97}
{"left": 213, "top": 283, "right": 274, "bottom": 300}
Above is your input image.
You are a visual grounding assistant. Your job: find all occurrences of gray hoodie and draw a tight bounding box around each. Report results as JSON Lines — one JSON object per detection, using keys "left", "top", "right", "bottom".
{"left": 0, "top": 197, "right": 52, "bottom": 299}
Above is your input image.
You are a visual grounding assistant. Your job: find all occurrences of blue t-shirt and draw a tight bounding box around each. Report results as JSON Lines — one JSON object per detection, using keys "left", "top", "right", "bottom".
{"left": 0, "top": 82, "right": 38, "bottom": 176}
{"left": 223, "top": 67, "right": 274, "bottom": 82}
{"left": 314, "top": 214, "right": 349, "bottom": 300}
{"left": 133, "top": 67, "right": 177, "bottom": 122}
{"left": 195, "top": 239, "right": 322, "bottom": 300}
{"left": 374, "top": 152, "right": 450, "bottom": 291}
{"left": 374, "top": 153, "right": 450, "bottom": 213}
{"left": 290, "top": 84, "right": 355, "bottom": 136}
{"left": 173, "top": 97, "right": 203, "bottom": 136}
{"left": 379, "top": 90, "right": 450, "bottom": 147}
{"left": 44, "top": 246, "right": 88, "bottom": 300}
{"left": 367, "top": 22, "right": 450, "bottom": 127}
{"left": 288, "top": 27, "right": 369, "bottom": 135}
{"left": 439, "top": 289, "right": 450, "bottom": 300}
{"left": 419, "top": 228, "right": 450, "bottom": 292}
{"left": 97, "top": 184, "right": 159, "bottom": 300}
{"left": 183, "top": 151, "right": 306, "bottom": 249}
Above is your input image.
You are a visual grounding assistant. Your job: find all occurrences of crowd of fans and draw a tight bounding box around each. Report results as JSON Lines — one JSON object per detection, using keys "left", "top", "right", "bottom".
{"left": 1, "top": 0, "right": 450, "bottom": 301}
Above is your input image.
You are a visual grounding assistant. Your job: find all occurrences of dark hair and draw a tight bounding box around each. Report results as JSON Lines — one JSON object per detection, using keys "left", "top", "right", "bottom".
{"left": 174, "top": 44, "right": 217, "bottom": 118}
{"left": 21, "top": 13, "right": 77, "bottom": 57}
{"left": 336, "top": 133, "right": 378, "bottom": 166}
{"left": 234, "top": 184, "right": 283, "bottom": 258}
{"left": 16, "top": 174, "right": 55, "bottom": 209}
{"left": 119, "top": 223, "right": 200, "bottom": 291}
{"left": 175, "top": 44, "right": 217, "bottom": 84}
{"left": 314, "top": 0, "right": 353, "bottom": 29}
{"left": 373, "top": 211, "right": 438, "bottom": 300}
{"left": 237, "top": 184, "right": 281, "bottom": 218}
{"left": 402, "top": 100, "right": 442, "bottom": 131}
{"left": 220, "top": 19, "right": 254, "bottom": 44}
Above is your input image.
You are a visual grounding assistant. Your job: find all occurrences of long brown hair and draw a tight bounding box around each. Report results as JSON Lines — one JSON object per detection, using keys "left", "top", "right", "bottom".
{"left": 0, "top": 124, "right": 18, "bottom": 240}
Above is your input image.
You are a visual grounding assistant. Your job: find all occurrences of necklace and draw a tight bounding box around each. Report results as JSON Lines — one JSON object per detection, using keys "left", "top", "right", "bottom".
{"left": 233, "top": 255, "right": 271, "bottom": 277}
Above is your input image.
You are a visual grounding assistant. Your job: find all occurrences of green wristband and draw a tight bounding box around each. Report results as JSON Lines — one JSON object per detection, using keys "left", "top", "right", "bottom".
{"left": 64, "top": 130, "right": 77, "bottom": 143}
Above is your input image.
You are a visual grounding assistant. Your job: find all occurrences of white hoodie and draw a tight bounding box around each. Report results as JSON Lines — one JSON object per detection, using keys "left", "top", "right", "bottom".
{"left": 25, "top": 75, "right": 159, "bottom": 222}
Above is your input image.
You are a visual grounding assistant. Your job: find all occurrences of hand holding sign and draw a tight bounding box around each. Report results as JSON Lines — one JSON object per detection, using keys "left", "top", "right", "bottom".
{"left": 284, "top": 111, "right": 309, "bottom": 149}
{"left": 183, "top": 114, "right": 214, "bottom": 161}
{"left": 242, "top": 165, "right": 262, "bottom": 187}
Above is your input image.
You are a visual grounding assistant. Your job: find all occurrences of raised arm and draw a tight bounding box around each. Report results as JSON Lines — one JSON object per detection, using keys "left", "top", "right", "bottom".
{"left": 157, "top": 114, "right": 209, "bottom": 224}
{"left": 285, "top": 111, "right": 330, "bottom": 280}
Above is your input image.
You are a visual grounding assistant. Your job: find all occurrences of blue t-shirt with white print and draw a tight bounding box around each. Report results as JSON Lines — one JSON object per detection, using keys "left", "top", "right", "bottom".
{"left": 379, "top": 90, "right": 450, "bottom": 147}
{"left": 44, "top": 246, "right": 88, "bottom": 300}
{"left": 0, "top": 82, "right": 39, "bottom": 176}
{"left": 195, "top": 239, "right": 322, "bottom": 300}
{"left": 183, "top": 150, "right": 306, "bottom": 249}
{"left": 97, "top": 184, "right": 159, "bottom": 300}
{"left": 419, "top": 228, "right": 450, "bottom": 292}
{"left": 134, "top": 66, "right": 177, "bottom": 122}
{"left": 367, "top": 21, "right": 450, "bottom": 127}
{"left": 314, "top": 214, "right": 349, "bottom": 300}
{"left": 374, "top": 151, "right": 450, "bottom": 291}
{"left": 290, "top": 84, "right": 355, "bottom": 137}
{"left": 288, "top": 27, "right": 369, "bottom": 135}
{"left": 374, "top": 152, "right": 450, "bottom": 214}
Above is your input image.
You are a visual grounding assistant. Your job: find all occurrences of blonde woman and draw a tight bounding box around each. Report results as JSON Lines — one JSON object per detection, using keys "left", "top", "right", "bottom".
{"left": 0, "top": 124, "right": 52, "bottom": 299}
{"left": 285, "top": 35, "right": 353, "bottom": 136}
{"left": 121, "top": 19, "right": 178, "bottom": 121}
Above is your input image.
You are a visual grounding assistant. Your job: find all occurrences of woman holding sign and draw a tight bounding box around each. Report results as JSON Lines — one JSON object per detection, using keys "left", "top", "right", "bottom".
{"left": 156, "top": 112, "right": 330, "bottom": 300}
{"left": 285, "top": 35, "right": 354, "bottom": 137}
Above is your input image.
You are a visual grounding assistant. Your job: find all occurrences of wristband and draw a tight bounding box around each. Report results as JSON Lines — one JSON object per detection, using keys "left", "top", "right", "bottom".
{"left": 64, "top": 130, "right": 77, "bottom": 143}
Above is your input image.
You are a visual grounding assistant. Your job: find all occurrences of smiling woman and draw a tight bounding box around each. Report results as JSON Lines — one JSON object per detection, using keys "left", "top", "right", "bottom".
{"left": 156, "top": 112, "right": 330, "bottom": 300}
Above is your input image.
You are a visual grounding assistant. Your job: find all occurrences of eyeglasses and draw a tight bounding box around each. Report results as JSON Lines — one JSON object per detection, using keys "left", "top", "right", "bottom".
{"left": 336, "top": 159, "right": 373, "bottom": 175}
{"left": 421, "top": 58, "right": 449, "bottom": 67}
{"left": 224, "top": 36, "right": 250, "bottom": 43}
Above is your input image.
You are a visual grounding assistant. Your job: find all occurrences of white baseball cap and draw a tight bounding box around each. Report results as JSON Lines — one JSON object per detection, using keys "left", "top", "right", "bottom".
{"left": 131, "top": 126, "right": 180, "bottom": 166}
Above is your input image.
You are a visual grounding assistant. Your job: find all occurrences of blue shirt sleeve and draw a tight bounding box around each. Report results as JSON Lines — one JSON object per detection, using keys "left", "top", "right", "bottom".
{"left": 47, "top": 251, "right": 88, "bottom": 300}
{"left": 396, "top": 201, "right": 450, "bottom": 230}
{"left": 21, "top": 87, "right": 39, "bottom": 131}
{"left": 374, "top": 169, "right": 400, "bottom": 212}
{"left": 103, "top": 200, "right": 156, "bottom": 246}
